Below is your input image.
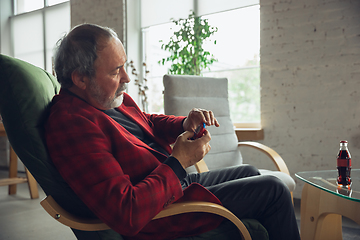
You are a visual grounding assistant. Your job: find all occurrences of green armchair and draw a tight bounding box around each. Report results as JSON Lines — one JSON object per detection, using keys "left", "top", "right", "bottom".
{"left": 0, "top": 54, "right": 269, "bottom": 240}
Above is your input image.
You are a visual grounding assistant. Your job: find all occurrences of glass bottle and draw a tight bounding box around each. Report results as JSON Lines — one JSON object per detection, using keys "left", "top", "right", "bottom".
{"left": 337, "top": 140, "right": 352, "bottom": 187}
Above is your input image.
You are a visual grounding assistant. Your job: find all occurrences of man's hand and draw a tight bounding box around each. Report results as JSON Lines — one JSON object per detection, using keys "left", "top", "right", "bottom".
{"left": 170, "top": 130, "right": 211, "bottom": 169}
{"left": 183, "top": 108, "right": 220, "bottom": 132}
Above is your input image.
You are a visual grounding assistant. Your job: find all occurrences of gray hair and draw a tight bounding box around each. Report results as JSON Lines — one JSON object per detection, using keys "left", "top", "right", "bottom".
{"left": 54, "top": 23, "right": 119, "bottom": 88}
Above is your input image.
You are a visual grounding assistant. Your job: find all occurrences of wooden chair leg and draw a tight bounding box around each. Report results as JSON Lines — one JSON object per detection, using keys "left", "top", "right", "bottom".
{"left": 25, "top": 168, "right": 39, "bottom": 199}
{"left": 8, "top": 145, "right": 39, "bottom": 199}
{"left": 8, "top": 146, "right": 17, "bottom": 195}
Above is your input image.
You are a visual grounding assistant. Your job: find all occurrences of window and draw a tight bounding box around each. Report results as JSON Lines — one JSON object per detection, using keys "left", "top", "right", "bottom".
{"left": 47, "top": 0, "right": 69, "bottom": 7}
{"left": 15, "top": 0, "right": 69, "bottom": 14}
{"left": 142, "top": 4, "right": 260, "bottom": 123}
{"left": 202, "top": 6, "right": 260, "bottom": 123}
{"left": 15, "top": 0, "right": 44, "bottom": 14}
{"left": 142, "top": 23, "right": 174, "bottom": 114}
{"left": 11, "top": 0, "right": 70, "bottom": 72}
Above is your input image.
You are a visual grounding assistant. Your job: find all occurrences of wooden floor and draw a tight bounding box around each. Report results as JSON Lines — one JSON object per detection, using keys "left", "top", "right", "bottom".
{"left": 0, "top": 170, "right": 359, "bottom": 240}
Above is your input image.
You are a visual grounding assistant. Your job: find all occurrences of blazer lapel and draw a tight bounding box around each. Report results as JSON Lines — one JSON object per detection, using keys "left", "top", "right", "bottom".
{"left": 117, "top": 103, "right": 171, "bottom": 159}
{"left": 118, "top": 104, "right": 154, "bottom": 138}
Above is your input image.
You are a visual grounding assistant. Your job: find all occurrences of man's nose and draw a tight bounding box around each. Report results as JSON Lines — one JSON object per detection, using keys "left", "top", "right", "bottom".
{"left": 121, "top": 68, "right": 131, "bottom": 83}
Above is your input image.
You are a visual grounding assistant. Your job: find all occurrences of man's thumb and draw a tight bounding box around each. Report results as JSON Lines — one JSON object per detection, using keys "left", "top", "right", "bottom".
{"left": 182, "top": 130, "right": 195, "bottom": 139}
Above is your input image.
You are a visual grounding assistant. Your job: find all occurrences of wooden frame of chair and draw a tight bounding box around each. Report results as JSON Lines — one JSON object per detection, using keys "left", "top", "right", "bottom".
{"left": 40, "top": 195, "right": 252, "bottom": 240}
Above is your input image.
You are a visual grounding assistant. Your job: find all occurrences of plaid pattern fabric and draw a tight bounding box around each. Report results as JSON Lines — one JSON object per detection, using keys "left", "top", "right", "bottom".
{"left": 45, "top": 90, "right": 223, "bottom": 240}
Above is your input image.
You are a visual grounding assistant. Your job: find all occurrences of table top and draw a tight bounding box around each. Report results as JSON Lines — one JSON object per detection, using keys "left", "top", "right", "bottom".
{"left": 296, "top": 169, "right": 360, "bottom": 202}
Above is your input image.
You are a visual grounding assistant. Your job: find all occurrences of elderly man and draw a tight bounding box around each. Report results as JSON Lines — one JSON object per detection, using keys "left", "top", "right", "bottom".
{"left": 45, "top": 23, "right": 300, "bottom": 240}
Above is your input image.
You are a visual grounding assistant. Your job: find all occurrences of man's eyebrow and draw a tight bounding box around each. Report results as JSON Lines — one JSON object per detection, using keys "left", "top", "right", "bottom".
{"left": 112, "top": 64, "right": 124, "bottom": 71}
{"left": 110, "top": 60, "right": 127, "bottom": 72}
{"left": 116, "top": 60, "right": 127, "bottom": 69}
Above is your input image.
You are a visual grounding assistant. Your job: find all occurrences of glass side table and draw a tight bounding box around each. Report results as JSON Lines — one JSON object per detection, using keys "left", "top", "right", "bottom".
{"left": 296, "top": 170, "right": 360, "bottom": 240}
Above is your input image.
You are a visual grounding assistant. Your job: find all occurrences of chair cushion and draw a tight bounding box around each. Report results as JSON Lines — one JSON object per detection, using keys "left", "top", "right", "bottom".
{"left": 0, "top": 54, "right": 60, "bottom": 187}
{"left": 259, "top": 169, "right": 296, "bottom": 192}
{"left": 163, "top": 74, "right": 243, "bottom": 173}
{"left": 0, "top": 54, "right": 96, "bottom": 218}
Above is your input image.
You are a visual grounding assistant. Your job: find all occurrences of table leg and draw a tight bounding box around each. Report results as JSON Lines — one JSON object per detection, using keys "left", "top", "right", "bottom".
{"left": 300, "top": 183, "right": 360, "bottom": 240}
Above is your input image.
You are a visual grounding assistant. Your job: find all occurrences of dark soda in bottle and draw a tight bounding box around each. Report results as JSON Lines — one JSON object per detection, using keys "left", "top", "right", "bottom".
{"left": 337, "top": 140, "right": 351, "bottom": 187}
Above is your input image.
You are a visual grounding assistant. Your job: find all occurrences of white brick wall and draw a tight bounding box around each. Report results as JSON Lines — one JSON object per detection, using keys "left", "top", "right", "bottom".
{"left": 70, "top": 0, "right": 125, "bottom": 43}
{"left": 240, "top": 0, "right": 360, "bottom": 198}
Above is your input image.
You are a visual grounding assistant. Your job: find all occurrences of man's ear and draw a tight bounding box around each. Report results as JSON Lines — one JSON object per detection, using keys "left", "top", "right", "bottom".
{"left": 71, "top": 71, "right": 88, "bottom": 90}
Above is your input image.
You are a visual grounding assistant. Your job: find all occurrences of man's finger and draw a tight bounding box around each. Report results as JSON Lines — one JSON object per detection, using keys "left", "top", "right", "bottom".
{"left": 181, "top": 131, "right": 195, "bottom": 139}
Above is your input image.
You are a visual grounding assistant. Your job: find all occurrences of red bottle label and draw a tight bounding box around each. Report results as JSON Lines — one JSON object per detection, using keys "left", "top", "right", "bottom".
{"left": 337, "top": 150, "right": 351, "bottom": 167}
{"left": 337, "top": 158, "right": 351, "bottom": 167}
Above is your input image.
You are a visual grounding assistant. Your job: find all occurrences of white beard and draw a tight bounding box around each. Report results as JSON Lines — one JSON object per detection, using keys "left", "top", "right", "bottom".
{"left": 88, "top": 80, "right": 127, "bottom": 109}
{"left": 110, "top": 94, "right": 124, "bottom": 108}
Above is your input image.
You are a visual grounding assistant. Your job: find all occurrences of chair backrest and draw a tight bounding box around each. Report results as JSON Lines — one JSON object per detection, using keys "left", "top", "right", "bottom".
{"left": 0, "top": 54, "right": 96, "bottom": 218}
{"left": 163, "top": 75, "right": 242, "bottom": 173}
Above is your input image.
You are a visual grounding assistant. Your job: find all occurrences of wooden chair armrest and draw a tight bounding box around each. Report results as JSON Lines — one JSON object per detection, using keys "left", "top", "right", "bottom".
{"left": 153, "top": 201, "right": 251, "bottom": 240}
{"left": 194, "top": 159, "right": 209, "bottom": 173}
{"left": 238, "top": 141, "right": 290, "bottom": 175}
{"left": 41, "top": 196, "right": 252, "bottom": 240}
{"left": 40, "top": 195, "right": 110, "bottom": 231}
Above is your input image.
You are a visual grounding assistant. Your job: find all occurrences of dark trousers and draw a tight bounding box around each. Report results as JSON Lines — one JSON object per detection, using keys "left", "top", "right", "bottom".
{"left": 181, "top": 165, "right": 301, "bottom": 240}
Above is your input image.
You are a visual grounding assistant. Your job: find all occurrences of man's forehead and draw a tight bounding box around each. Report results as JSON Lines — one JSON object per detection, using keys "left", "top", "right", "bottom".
{"left": 95, "top": 38, "right": 126, "bottom": 69}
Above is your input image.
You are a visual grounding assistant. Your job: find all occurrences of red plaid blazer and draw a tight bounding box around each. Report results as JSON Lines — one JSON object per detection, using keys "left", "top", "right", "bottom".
{"left": 45, "top": 90, "right": 223, "bottom": 240}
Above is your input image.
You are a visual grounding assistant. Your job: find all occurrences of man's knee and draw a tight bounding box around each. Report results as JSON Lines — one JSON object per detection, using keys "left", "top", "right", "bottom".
{"left": 261, "top": 175, "right": 291, "bottom": 198}
{"left": 240, "top": 164, "right": 260, "bottom": 177}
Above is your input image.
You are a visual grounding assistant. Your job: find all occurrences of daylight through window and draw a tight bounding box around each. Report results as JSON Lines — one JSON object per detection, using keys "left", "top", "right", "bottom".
{"left": 143, "top": 5, "right": 260, "bottom": 123}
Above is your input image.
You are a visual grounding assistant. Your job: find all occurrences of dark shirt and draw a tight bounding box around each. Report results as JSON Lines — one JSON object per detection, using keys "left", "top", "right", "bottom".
{"left": 103, "top": 108, "right": 186, "bottom": 180}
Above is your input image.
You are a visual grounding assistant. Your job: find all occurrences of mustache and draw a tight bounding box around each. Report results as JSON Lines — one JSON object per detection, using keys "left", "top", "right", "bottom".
{"left": 118, "top": 83, "right": 127, "bottom": 93}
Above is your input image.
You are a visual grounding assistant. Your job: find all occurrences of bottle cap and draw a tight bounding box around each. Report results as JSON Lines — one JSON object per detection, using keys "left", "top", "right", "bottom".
{"left": 340, "top": 140, "right": 348, "bottom": 143}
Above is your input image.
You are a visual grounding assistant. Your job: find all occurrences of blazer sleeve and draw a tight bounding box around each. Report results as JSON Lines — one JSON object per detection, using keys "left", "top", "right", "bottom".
{"left": 147, "top": 112, "right": 186, "bottom": 144}
{"left": 45, "top": 111, "right": 184, "bottom": 236}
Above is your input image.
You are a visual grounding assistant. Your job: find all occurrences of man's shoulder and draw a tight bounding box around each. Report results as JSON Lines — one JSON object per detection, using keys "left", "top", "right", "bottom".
{"left": 47, "top": 89, "right": 102, "bottom": 126}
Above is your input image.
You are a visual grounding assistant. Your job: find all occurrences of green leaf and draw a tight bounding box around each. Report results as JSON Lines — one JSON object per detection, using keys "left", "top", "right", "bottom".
{"left": 158, "top": 10, "right": 217, "bottom": 75}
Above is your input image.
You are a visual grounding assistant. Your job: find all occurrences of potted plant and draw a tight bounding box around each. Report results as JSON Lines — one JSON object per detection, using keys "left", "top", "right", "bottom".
{"left": 159, "top": 11, "right": 218, "bottom": 75}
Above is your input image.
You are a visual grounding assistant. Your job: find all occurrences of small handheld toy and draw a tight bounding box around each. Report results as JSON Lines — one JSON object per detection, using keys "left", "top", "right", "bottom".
{"left": 190, "top": 123, "right": 206, "bottom": 140}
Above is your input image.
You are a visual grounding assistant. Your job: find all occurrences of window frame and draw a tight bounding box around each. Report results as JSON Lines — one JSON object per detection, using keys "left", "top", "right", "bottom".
{"left": 138, "top": 2, "right": 261, "bottom": 127}
{"left": 10, "top": 0, "right": 70, "bottom": 72}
